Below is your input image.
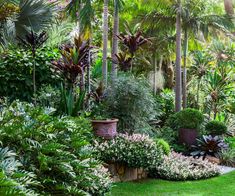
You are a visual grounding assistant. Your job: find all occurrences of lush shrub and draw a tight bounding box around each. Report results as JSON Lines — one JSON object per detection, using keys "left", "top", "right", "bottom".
{"left": 0, "top": 47, "right": 61, "bottom": 102}
{"left": 0, "top": 147, "right": 38, "bottom": 195}
{"left": 205, "top": 120, "right": 227, "bottom": 135}
{"left": 151, "top": 152, "right": 220, "bottom": 180}
{"left": 155, "top": 139, "right": 171, "bottom": 155}
{"left": 154, "top": 126, "right": 177, "bottom": 145}
{"left": 155, "top": 89, "right": 174, "bottom": 126}
{"left": 94, "top": 133, "right": 164, "bottom": 169}
{"left": 173, "top": 108, "right": 204, "bottom": 130}
{"left": 225, "top": 137, "right": 235, "bottom": 149}
{"left": 0, "top": 101, "right": 112, "bottom": 195}
{"left": 100, "top": 74, "right": 159, "bottom": 134}
{"left": 36, "top": 85, "right": 60, "bottom": 108}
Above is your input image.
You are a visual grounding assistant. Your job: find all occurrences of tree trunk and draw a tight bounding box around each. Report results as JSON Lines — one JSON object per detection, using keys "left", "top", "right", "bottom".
{"left": 196, "top": 79, "right": 201, "bottom": 109}
{"left": 153, "top": 53, "right": 157, "bottom": 95}
{"left": 182, "top": 28, "right": 188, "bottom": 109}
{"left": 102, "top": 0, "right": 109, "bottom": 87}
{"left": 224, "top": 0, "right": 234, "bottom": 15}
{"left": 111, "top": 0, "right": 119, "bottom": 82}
{"left": 175, "top": 0, "right": 182, "bottom": 112}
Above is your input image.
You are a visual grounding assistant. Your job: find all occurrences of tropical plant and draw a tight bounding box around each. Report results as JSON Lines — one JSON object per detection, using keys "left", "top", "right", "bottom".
{"left": 18, "top": 30, "right": 48, "bottom": 102}
{"left": 189, "top": 50, "right": 212, "bottom": 108}
{"left": 151, "top": 152, "right": 220, "bottom": 180}
{"left": 0, "top": 0, "right": 55, "bottom": 47}
{"left": 111, "top": 52, "right": 132, "bottom": 71}
{"left": 94, "top": 133, "right": 164, "bottom": 169}
{"left": 0, "top": 101, "right": 112, "bottom": 195}
{"left": 204, "top": 69, "right": 233, "bottom": 119}
{"left": 205, "top": 120, "right": 228, "bottom": 135}
{"left": 51, "top": 35, "right": 92, "bottom": 116}
{"left": 191, "top": 135, "right": 228, "bottom": 158}
{"left": 0, "top": 147, "right": 38, "bottom": 196}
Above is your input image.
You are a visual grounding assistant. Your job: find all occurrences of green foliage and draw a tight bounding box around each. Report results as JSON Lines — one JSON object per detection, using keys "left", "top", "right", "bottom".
{"left": 225, "top": 137, "right": 235, "bottom": 149}
{"left": 174, "top": 108, "right": 204, "bottom": 130}
{"left": 205, "top": 120, "right": 227, "bottom": 135}
{"left": 94, "top": 133, "right": 163, "bottom": 169}
{"left": 0, "top": 101, "right": 112, "bottom": 195}
{"left": 155, "top": 89, "right": 174, "bottom": 126}
{"left": 151, "top": 152, "right": 220, "bottom": 181}
{"left": 0, "top": 147, "right": 38, "bottom": 196}
{"left": 218, "top": 148, "right": 235, "bottom": 167}
{"left": 59, "top": 84, "right": 86, "bottom": 116}
{"left": 36, "top": 85, "right": 60, "bottom": 108}
{"left": 0, "top": 47, "right": 61, "bottom": 102}
{"left": 155, "top": 139, "right": 170, "bottom": 155}
{"left": 101, "top": 74, "right": 158, "bottom": 134}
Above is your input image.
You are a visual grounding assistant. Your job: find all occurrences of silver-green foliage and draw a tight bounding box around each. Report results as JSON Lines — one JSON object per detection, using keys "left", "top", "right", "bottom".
{"left": 0, "top": 101, "right": 112, "bottom": 195}
{"left": 103, "top": 74, "right": 158, "bottom": 134}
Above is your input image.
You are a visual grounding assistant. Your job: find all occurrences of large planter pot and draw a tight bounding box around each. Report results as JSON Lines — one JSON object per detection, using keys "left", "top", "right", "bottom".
{"left": 179, "top": 128, "right": 198, "bottom": 146}
{"left": 91, "top": 119, "right": 118, "bottom": 139}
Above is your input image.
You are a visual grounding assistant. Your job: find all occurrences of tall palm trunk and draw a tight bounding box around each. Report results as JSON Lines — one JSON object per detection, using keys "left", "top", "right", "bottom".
{"left": 111, "top": 0, "right": 119, "bottom": 82}
{"left": 224, "top": 0, "right": 234, "bottom": 15}
{"left": 175, "top": 0, "right": 182, "bottom": 112}
{"left": 102, "top": 0, "right": 109, "bottom": 87}
{"left": 182, "top": 28, "right": 188, "bottom": 109}
{"left": 153, "top": 53, "right": 157, "bottom": 95}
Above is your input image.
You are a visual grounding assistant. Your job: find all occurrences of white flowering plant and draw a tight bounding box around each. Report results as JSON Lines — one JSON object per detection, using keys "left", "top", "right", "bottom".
{"left": 94, "top": 133, "right": 164, "bottom": 169}
{"left": 151, "top": 152, "right": 220, "bottom": 180}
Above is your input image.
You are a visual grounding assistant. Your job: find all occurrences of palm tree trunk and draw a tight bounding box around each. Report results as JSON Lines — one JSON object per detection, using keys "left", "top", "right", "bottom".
{"left": 102, "top": 0, "right": 109, "bottom": 87}
{"left": 153, "top": 53, "right": 157, "bottom": 95}
{"left": 196, "top": 79, "right": 201, "bottom": 109}
{"left": 111, "top": 0, "right": 119, "bottom": 82}
{"left": 175, "top": 0, "right": 182, "bottom": 112}
{"left": 224, "top": 0, "right": 234, "bottom": 15}
{"left": 33, "top": 57, "right": 36, "bottom": 105}
{"left": 182, "top": 28, "right": 188, "bottom": 109}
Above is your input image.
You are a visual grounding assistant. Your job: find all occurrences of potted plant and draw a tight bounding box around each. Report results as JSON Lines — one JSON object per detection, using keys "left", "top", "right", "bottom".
{"left": 90, "top": 83, "right": 118, "bottom": 139}
{"left": 91, "top": 115, "right": 118, "bottom": 139}
{"left": 176, "top": 108, "right": 204, "bottom": 146}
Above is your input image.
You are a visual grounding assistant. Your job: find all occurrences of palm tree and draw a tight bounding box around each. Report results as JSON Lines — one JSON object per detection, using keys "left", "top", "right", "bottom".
{"left": 102, "top": 0, "right": 109, "bottom": 86}
{"left": 175, "top": 0, "right": 182, "bottom": 112}
{"left": 0, "top": 0, "right": 55, "bottom": 47}
{"left": 111, "top": 0, "right": 122, "bottom": 81}
{"left": 224, "top": 0, "right": 234, "bottom": 15}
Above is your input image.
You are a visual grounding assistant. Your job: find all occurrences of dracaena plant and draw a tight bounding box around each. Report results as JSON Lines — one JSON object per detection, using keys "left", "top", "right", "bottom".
{"left": 112, "top": 52, "right": 133, "bottom": 72}
{"left": 115, "top": 28, "right": 150, "bottom": 72}
{"left": 191, "top": 135, "right": 228, "bottom": 159}
{"left": 51, "top": 35, "right": 92, "bottom": 116}
{"left": 117, "top": 31, "right": 149, "bottom": 57}
{"left": 17, "top": 30, "right": 48, "bottom": 104}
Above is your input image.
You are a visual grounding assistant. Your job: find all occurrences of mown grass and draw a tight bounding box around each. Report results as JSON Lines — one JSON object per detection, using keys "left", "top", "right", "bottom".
{"left": 110, "top": 171, "right": 235, "bottom": 196}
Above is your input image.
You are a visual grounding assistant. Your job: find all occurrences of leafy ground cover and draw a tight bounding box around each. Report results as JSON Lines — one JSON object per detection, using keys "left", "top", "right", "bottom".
{"left": 110, "top": 171, "right": 235, "bottom": 196}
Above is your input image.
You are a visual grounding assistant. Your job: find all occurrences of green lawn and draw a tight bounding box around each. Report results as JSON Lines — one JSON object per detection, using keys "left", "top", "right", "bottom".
{"left": 110, "top": 171, "right": 235, "bottom": 196}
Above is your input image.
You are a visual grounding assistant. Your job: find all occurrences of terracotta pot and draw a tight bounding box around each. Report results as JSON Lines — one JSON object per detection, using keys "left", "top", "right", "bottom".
{"left": 179, "top": 128, "right": 198, "bottom": 146}
{"left": 91, "top": 119, "right": 118, "bottom": 139}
